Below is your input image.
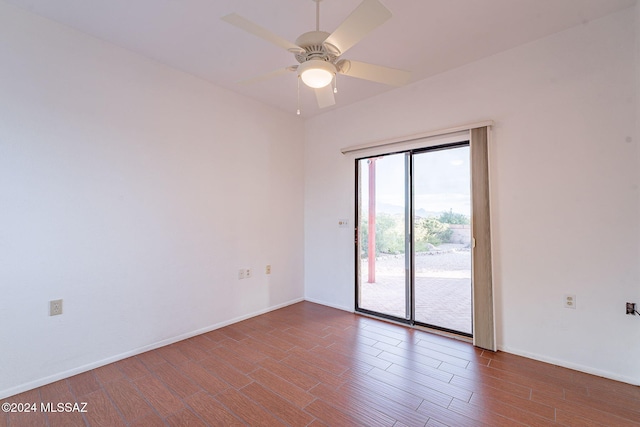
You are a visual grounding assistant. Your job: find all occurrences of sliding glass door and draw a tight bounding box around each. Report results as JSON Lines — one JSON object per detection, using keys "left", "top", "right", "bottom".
{"left": 356, "top": 143, "right": 472, "bottom": 336}
{"left": 356, "top": 153, "right": 410, "bottom": 320}
{"left": 412, "top": 146, "right": 472, "bottom": 334}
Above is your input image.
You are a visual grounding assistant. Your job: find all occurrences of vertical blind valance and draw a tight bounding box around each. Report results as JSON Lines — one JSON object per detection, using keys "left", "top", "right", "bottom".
{"left": 340, "top": 120, "right": 494, "bottom": 156}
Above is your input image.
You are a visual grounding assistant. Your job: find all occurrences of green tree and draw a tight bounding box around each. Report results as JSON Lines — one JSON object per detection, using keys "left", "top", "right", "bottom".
{"left": 438, "top": 208, "right": 470, "bottom": 225}
{"left": 360, "top": 212, "right": 461, "bottom": 257}
{"left": 359, "top": 213, "right": 405, "bottom": 257}
{"left": 415, "top": 216, "right": 453, "bottom": 250}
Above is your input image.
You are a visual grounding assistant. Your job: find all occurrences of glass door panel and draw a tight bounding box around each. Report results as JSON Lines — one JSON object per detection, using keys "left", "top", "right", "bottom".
{"left": 413, "top": 146, "right": 472, "bottom": 334}
{"left": 357, "top": 153, "right": 409, "bottom": 320}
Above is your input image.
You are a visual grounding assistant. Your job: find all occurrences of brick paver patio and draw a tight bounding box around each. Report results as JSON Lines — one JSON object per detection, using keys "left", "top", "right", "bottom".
{"left": 359, "top": 247, "right": 472, "bottom": 334}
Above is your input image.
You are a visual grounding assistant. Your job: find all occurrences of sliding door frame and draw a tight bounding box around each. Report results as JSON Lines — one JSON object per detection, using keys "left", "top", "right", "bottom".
{"left": 354, "top": 149, "right": 412, "bottom": 325}
{"left": 354, "top": 141, "right": 472, "bottom": 338}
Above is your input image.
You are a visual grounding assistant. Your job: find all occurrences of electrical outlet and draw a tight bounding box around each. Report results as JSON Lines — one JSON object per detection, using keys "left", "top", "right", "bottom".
{"left": 266, "top": 264, "right": 271, "bottom": 275}
{"left": 49, "top": 299, "right": 63, "bottom": 316}
{"left": 246, "top": 268, "right": 252, "bottom": 278}
{"left": 626, "top": 302, "right": 636, "bottom": 315}
{"left": 238, "top": 269, "right": 245, "bottom": 279}
{"left": 564, "top": 294, "right": 576, "bottom": 309}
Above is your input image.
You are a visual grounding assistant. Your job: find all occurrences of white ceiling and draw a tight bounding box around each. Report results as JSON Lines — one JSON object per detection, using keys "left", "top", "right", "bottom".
{"left": 5, "top": 0, "right": 636, "bottom": 117}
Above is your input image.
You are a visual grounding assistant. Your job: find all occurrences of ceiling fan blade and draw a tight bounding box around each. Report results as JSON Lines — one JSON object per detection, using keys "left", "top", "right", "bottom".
{"left": 238, "top": 66, "right": 297, "bottom": 85}
{"left": 315, "top": 85, "right": 336, "bottom": 109}
{"left": 221, "top": 13, "right": 304, "bottom": 54}
{"left": 323, "top": 0, "right": 392, "bottom": 56}
{"left": 337, "top": 59, "right": 410, "bottom": 86}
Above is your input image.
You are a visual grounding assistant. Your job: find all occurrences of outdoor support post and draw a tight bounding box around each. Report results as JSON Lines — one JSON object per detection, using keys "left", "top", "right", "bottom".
{"left": 368, "top": 159, "right": 376, "bottom": 283}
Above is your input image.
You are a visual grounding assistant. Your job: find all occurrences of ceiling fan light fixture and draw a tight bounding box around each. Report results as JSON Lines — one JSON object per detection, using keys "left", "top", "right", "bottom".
{"left": 298, "top": 60, "right": 336, "bottom": 88}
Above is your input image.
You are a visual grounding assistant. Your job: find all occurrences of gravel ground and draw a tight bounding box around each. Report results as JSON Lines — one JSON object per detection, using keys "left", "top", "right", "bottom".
{"left": 364, "top": 244, "right": 471, "bottom": 273}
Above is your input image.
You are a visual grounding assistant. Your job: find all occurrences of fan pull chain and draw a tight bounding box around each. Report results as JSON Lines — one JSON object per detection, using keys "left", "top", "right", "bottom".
{"left": 333, "top": 75, "right": 338, "bottom": 94}
{"left": 296, "top": 76, "right": 301, "bottom": 115}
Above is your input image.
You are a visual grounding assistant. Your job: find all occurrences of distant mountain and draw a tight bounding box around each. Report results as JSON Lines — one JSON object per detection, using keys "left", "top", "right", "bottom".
{"left": 416, "top": 208, "right": 440, "bottom": 218}
{"left": 361, "top": 203, "right": 442, "bottom": 218}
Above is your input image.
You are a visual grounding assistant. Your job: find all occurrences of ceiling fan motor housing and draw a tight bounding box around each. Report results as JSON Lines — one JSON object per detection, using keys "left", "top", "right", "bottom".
{"left": 293, "top": 31, "right": 339, "bottom": 64}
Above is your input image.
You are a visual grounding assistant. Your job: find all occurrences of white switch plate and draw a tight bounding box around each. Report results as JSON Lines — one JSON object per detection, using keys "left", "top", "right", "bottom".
{"left": 266, "top": 265, "right": 271, "bottom": 274}
{"left": 564, "top": 294, "right": 576, "bottom": 309}
{"left": 238, "top": 269, "right": 245, "bottom": 279}
{"left": 246, "top": 268, "right": 252, "bottom": 278}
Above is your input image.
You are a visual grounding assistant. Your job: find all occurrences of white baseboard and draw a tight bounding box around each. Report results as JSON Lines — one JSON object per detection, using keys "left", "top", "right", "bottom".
{"left": 303, "top": 297, "right": 354, "bottom": 313}
{"left": 0, "top": 297, "right": 304, "bottom": 399}
{"left": 498, "top": 345, "right": 640, "bottom": 386}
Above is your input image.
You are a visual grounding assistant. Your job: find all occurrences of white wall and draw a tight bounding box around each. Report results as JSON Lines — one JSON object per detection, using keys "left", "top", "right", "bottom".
{"left": 304, "top": 6, "right": 640, "bottom": 384}
{"left": 0, "top": 2, "right": 304, "bottom": 398}
{"left": 637, "top": 0, "right": 640, "bottom": 316}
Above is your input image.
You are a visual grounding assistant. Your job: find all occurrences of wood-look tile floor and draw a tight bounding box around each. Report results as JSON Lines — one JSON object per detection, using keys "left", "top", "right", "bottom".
{"left": 2, "top": 302, "right": 639, "bottom": 426}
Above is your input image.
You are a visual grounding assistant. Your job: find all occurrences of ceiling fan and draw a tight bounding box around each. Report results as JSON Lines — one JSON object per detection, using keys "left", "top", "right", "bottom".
{"left": 222, "top": 0, "right": 411, "bottom": 113}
